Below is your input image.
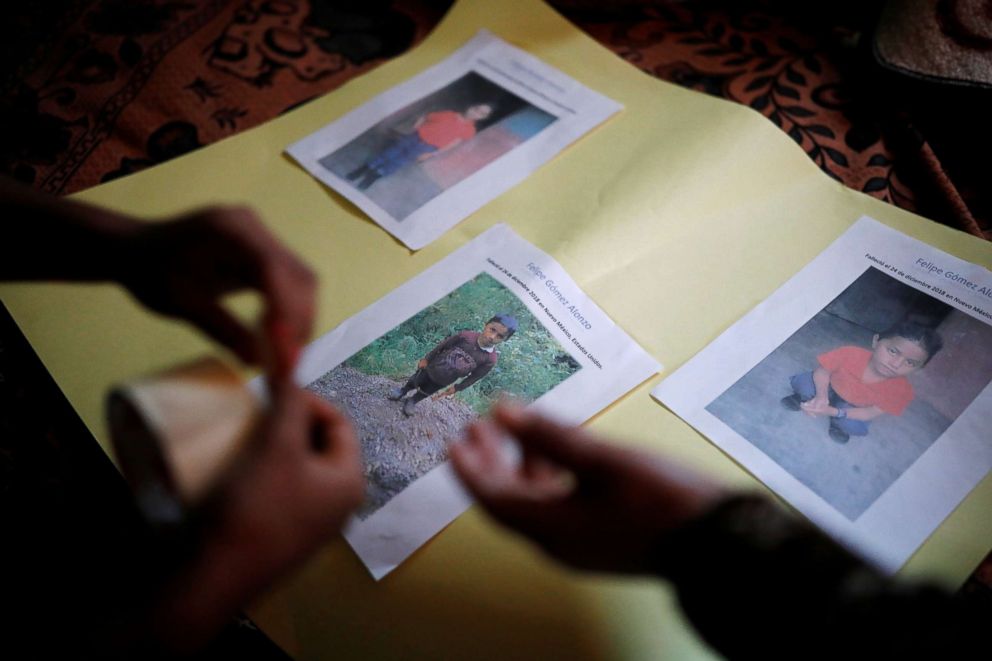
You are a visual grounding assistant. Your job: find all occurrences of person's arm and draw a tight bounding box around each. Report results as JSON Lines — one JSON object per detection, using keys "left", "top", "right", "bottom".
{"left": 111, "top": 377, "right": 364, "bottom": 656}
{"left": 811, "top": 365, "right": 832, "bottom": 404}
{"left": 451, "top": 355, "right": 494, "bottom": 393}
{"left": 801, "top": 376, "right": 885, "bottom": 421}
{"left": 420, "top": 334, "right": 459, "bottom": 369}
{"left": 834, "top": 404, "right": 885, "bottom": 420}
{"left": 451, "top": 405, "right": 988, "bottom": 658}
{"left": 801, "top": 365, "right": 876, "bottom": 418}
{"left": 655, "top": 495, "right": 985, "bottom": 659}
{"left": 1, "top": 178, "right": 315, "bottom": 375}
{"left": 431, "top": 386, "right": 456, "bottom": 400}
{"left": 436, "top": 138, "right": 464, "bottom": 154}
{"left": 3, "top": 179, "right": 364, "bottom": 654}
{"left": 0, "top": 176, "right": 141, "bottom": 282}
{"left": 451, "top": 404, "right": 724, "bottom": 573}
{"left": 417, "top": 138, "right": 463, "bottom": 161}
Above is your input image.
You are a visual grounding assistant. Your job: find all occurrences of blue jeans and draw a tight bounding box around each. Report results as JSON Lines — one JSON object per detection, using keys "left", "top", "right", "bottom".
{"left": 789, "top": 372, "right": 870, "bottom": 436}
{"left": 367, "top": 133, "right": 437, "bottom": 176}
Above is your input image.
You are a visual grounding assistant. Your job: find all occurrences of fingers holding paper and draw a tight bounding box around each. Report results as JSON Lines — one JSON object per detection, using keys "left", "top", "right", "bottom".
{"left": 451, "top": 403, "right": 725, "bottom": 574}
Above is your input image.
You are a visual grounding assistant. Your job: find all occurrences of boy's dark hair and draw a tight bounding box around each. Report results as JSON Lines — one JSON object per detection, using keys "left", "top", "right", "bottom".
{"left": 878, "top": 321, "right": 943, "bottom": 364}
{"left": 487, "top": 313, "right": 518, "bottom": 338}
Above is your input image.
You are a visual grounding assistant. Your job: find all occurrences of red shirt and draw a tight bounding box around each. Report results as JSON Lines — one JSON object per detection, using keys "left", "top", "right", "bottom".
{"left": 416, "top": 111, "right": 476, "bottom": 148}
{"left": 818, "top": 346, "right": 914, "bottom": 415}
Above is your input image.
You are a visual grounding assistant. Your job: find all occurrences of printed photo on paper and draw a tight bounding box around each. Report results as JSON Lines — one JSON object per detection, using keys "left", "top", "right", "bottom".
{"left": 707, "top": 266, "right": 992, "bottom": 521}
{"left": 653, "top": 217, "right": 992, "bottom": 573}
{"left": 306, "top": 272, "right": 581, "bottom": 520}
{"left": 286, "top": 224, "right": 659, "bottom": 578}
{"left": 286, "top": 31, "right": 621, "bottom": 250}
{"left": 319, "top": 73, "right": 557, "bottom": 223}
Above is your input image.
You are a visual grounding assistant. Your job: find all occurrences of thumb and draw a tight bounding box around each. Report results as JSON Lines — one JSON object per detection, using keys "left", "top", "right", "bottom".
{"left": 491, "top": 404, "right": 607, "bottom": 475}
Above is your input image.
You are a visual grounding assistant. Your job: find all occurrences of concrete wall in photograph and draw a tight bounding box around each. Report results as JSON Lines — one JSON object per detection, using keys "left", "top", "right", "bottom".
{"left": 912, "top": 310, "right": 992, "bottom": 420}
{"left": 825, "top": 267, "right": 949, "bottom": 331}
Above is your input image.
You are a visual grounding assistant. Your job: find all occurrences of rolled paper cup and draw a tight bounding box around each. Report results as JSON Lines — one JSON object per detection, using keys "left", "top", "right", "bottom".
{"left": 107, "top": 357, "right": 262, "bottom": 528}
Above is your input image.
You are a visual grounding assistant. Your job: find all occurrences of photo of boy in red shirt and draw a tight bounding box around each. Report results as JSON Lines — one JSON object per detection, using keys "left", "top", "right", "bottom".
{"left": 782, "top": 321, "right": 943, "bottom": 444}
{"left": 345, "top": 103, "right": 493, "bottom": 191}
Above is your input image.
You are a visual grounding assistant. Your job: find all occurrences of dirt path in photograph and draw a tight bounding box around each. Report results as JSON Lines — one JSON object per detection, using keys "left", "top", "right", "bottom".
{"left": 307, "top": 364, "right": 477, "bottom": 518}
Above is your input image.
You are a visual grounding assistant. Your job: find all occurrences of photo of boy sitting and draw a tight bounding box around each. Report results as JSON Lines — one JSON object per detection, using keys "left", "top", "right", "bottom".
{"left": 388, "top": 313, "right": 518, "bottom": 417}
{"left": 345, "top": 103, "right": 494, "bottom": 191}
{"left": 782, "top": 321, "right": 943, "bottom": 444}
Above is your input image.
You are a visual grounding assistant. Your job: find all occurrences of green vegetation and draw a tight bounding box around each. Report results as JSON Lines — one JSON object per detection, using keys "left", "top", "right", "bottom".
{"left": 346, "top": 272, "right": 581, "bottom": 414}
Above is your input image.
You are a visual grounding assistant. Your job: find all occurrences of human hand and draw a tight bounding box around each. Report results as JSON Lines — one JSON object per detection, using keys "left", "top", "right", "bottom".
{"left": 800, "top": 397, "right": 832, "bottom": 417}
{"left": 150, "top": 376, "right": 363, "bottom": 652}
{"left": 450, "top": 403, "right": 726, "bottom": 574}
{"left": 212, "top": 378, "right": 364, "bottom": 576}
{"left": 431, "top": 387, "right": 456, "bottom": 400}
{"left": 121, "top": 206, "right": 316, "bottom": 376}
{"left": 418, "top": 358, "right": 428, "bottom": 370}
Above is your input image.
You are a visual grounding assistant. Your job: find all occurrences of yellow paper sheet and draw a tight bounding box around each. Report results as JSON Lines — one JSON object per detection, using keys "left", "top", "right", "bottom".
{"left": 2, "top": 1, "right": 990, "bottom": 658}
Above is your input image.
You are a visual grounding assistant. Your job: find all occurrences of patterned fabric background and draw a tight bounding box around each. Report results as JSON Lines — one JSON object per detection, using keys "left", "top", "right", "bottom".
{"left": 2, "top": 1, "right": 449, "bottom": 193}
{"left": 2, "top": 0, "right": 988, "bottom": 237}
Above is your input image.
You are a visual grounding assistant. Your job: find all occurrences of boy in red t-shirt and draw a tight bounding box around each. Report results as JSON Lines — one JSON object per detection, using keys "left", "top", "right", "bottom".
{"left": 782, "top": 321, "right": 943, "bottom": 443}
{"left": 346, "top": 103, "right": 494, "bottom": 191}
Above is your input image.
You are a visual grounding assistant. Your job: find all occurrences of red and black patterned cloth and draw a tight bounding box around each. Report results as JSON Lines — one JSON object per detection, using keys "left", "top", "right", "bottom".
{"left": 1, "top": 1, "right": 990, "bottom": 655}
{"left": 2, "top": 1, "right": 450, "bottom": 194}
{"left": 3, "top": 0, "right": 989, "bottom": 237}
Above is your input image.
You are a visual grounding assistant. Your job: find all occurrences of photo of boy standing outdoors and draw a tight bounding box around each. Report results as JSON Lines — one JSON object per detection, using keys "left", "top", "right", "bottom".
{"left": 388, "top": 313, "right": 518, "bottom": 416}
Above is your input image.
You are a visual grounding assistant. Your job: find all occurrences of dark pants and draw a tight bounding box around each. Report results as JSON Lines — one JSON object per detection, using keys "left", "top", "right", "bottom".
{"left": 402, "top": 369, "right": 446, "bottom": 403}
{"left": 790, "top": 371, "right": 870, "bottom": 436}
